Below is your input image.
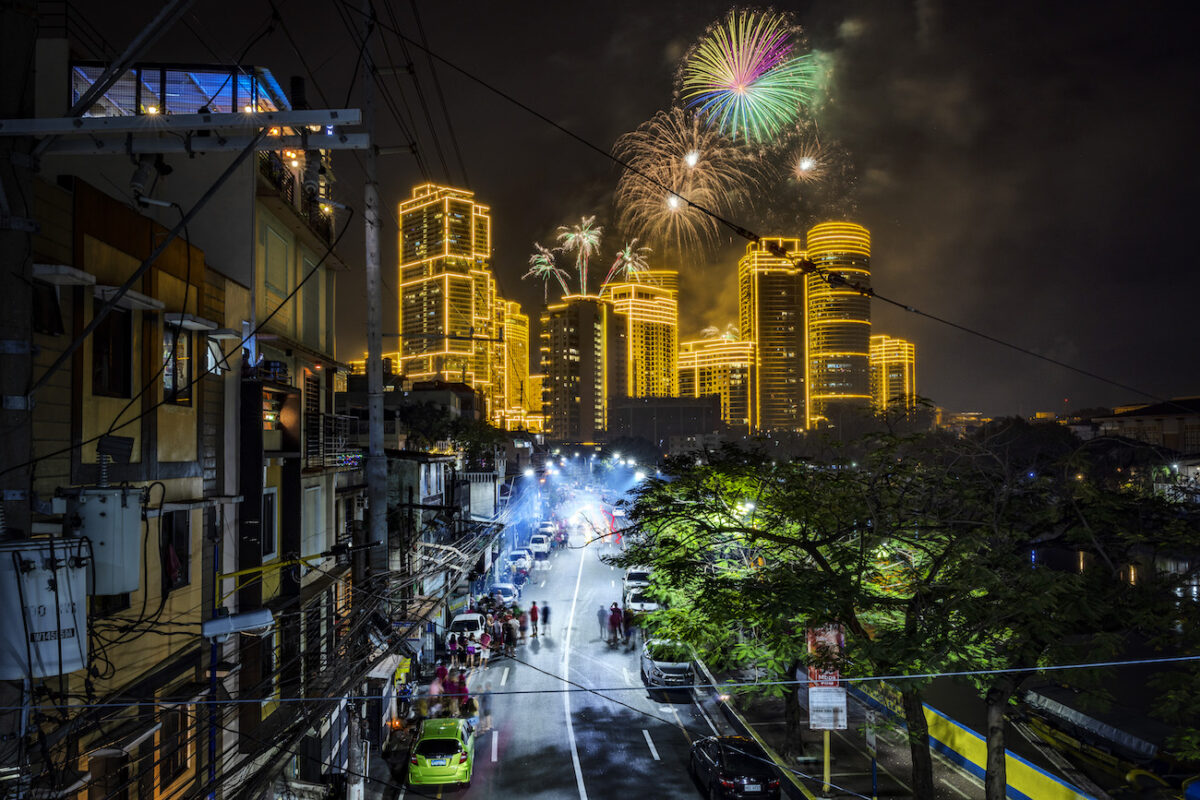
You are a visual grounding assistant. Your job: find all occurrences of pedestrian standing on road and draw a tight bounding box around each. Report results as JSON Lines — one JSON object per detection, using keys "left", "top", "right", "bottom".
{"left": 491, "top": 616, "right": 504, "bottom": 650}
{"left": 608, "top": 603, "right": 622, "bottom": 645}
{"left": 541, "top": 603, "right": 550, "bottom": 637}
{"left": 463, "top": 697, "right": 479, "bottom": 729}
{"left": 466, "top": 633, "right": 479, "bottom": 668}
{"left": 447, "top": 633, "right": 459, "bottom": 668}
{"left": 518, "top": 611, "right": 529, "bottom": 643}
{"left": 530, "top": 602, "right": 540, "bottom": 637}
{"left": 597, "top": 605, "right": 608, "bottom": 638}
{"left": 435, "top": 660, "right": 448, "bottom": 684}
{"left": 479, "top": 629, "right": 492, "bottom": 668}
{"left": 457, "top": 633, "right": 469, "bottom": 669}
{"left": 479, "top": 682, "right": 493, "bottom": 732}
{"left": 428, "top": 675, "right": 444, "bottom": 718}
{"left": 505, "top": 617, "right": 519, "bottom": 657}
{"left": 623, "top": 606, "right": 635, "bottom": 646}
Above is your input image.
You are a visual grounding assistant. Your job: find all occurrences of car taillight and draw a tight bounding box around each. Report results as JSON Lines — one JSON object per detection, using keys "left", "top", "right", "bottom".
{"left": 719, "top": 777, "right": 736, "bottom": 788}
{"left": 410, "top": 756, "right": 418, "bottom": 765}
{"left": 768, "top": 778, "right": 780, "bottom": 788}
{"left": 459, "top": 752, "right": 469, "bottom": 763}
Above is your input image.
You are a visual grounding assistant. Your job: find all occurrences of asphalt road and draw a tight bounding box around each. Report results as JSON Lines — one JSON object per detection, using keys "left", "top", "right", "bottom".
{"left": 396, "top": 529, "right": 722, "bottom": 800}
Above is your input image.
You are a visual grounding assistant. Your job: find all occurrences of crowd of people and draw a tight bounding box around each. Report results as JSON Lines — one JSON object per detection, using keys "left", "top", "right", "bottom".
{"left": 600, "top": 601, "right": 640, "bottom": 647}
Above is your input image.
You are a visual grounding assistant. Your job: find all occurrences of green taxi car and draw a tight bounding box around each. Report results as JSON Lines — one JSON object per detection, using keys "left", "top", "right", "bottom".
{"left": 407, "top": 718, "right": 476, "bottom": 789}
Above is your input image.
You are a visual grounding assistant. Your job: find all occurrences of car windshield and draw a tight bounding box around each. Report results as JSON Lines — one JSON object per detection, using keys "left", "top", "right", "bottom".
{"left": 647, "top": 643, "right": 689, "bottom": 663}
{"left": 721, "top": 742, "right": 772, "bottom": 776}
{"left": 626, "top": 571, "right": 650, "bottom": 583}
{"left": 450, "top": 619, "right": 479, "bottom": 633}
{"left": 416, "top": 737, "right": 462, "bottom": 757}
{"left": 629, "top": 592, "right": 652, "bottom": 604}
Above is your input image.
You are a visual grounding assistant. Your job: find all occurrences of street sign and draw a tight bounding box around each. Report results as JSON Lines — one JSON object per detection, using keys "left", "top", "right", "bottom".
{"left": 806, "top": 624, "right": 844, "bottom": 686}
{"left": 809, "top": 686, "right": 848, "bottom": 730}
{"left": 865, "top": 710, "right": 878, "bottom": 755}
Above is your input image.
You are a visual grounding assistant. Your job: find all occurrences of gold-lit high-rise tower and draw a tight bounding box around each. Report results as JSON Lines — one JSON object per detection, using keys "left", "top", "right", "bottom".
{"left": 496, "top": 299, "right": 530, "bottom": 429}
{"left": 805, "top": 222, "right": 872, "bottom": 426}
{"left": 600, "top": 269, "right": 679, "bottom": 398}
{"left": 398, "top": 184, "right": 498, "bottom": 408}
{"left": 738, "top": 238, "right": 805, "bottom": 431}
{"left": 678, "top": 336, "right": 756, "bottom": 433}
{"left": 869, "top": 334, "right": 916, "bottom": 412}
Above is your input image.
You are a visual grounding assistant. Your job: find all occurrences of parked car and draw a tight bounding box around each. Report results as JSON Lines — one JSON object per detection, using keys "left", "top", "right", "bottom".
{"left": 623, "top": 566, "right": 652, "bottom": 592}
{"left": 490, "top": 583, "right": 519, "bottom": 606}
{"left": 624, "top": 588, "right": 660, "bottom": 614}
{"left": 505, "top": 550, "right": 531, "bottom": 573}
{"left": 445, "top": 612, "right": 485, "bottom": 649}
{"left": 407, "top": 718, "right": 476, "bottom": 789}
{"left": 528, "top": 534, "right": 551, "bottom": 558}
{"left": 688, "top": 735, "right": 781, "bottom": 799}
{"left": 640, "top": 639, "right": 693, "bottom": 688}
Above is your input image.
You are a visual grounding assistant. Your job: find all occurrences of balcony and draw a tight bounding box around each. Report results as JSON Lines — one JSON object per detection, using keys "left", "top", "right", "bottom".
{"left": 257, "top": 151, "right": 334, "bottom": 247}
{"left": 303, "top": 412, "right": 362, "bottom": 470}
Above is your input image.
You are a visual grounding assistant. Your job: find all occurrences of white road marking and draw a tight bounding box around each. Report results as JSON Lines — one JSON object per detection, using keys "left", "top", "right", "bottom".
{"left": 642, "top": 729, "right": 661, "bottom": 760}
{"left": 669, "top": 706, "right": 692, "bottom": 744}
{"left": 492, "top": 730, "right": 499, "bottom": 762}
{"left": 610, "top": 579, "right": 614, "bottom": 587}
{"left": 692, "top": 691, "right": 721, "bottom": 736}
{"left": 622, "top": 666, "right": 634, "bottom": 686}
{"left": 540, "top": 580, "right": 546, "bottom": 587}
{"left": 563, "top": 543, "right": 589, "bottom": 799}
{"left": 500, "top": 667, "right": 509, "bottom": 687}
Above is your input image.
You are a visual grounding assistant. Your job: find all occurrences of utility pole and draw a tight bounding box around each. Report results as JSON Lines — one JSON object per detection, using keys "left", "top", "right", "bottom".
{"left": 362, "top": 0, "right": 386, "bottom": 587}
{"left": 353, "top": 2, "right": 382, "bottom": 799}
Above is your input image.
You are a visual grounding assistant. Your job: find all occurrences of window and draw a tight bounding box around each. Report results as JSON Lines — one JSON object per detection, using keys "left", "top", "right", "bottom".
{"left": 301, "top": 486, "right": 324, "bottom": 557}
{"left": 92, "top": 301, "right": 132, "bottom": 398}
{"left": 161, "top": 510, "right": 190, "bottom": 590}
{"left": 265, "top": 227, "right": 289, "bottom": 294}
{"left": 205, "top": 339, "right": 230, "bottom": 375}
{"left": 261, "top": 489, "right": 277, "bottom": 559}
{"left": 158, "top": 706, "right": 189, "bottom": 785}
{"left": 162, "top": 327, "right": 192, "bottom": 404}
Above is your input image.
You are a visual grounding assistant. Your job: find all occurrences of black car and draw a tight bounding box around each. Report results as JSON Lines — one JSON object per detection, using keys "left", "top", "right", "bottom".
{"left": 689, "top": 736, "right": 781, "bottom": 799}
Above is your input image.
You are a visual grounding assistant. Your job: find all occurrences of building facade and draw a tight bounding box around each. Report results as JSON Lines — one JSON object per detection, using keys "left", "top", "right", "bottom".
{"left": 738, "top": 238, "right": 806, "bottom": 432}
{"left": 869, "top": 334, "right": 917, "bottom": 412}
{"left": 805, "top": 222, "right": 873, "bottom": 426}
{"left": 678, "top": 337, "right": 756, "bottom": 433}
{"left": 601, "top": 270, "right": 679, "bottom": 398}
{"left": 497, "top": 299, "right": 531, "bottom": 429}
{"left": 397, "top": 184, "right": 498, "bottom": 407}
{"left": 539, "top": 296, "right": 625, "bottom": 443}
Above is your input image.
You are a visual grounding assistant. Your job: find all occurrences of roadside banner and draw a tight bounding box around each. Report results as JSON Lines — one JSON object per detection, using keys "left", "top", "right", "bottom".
{"left": 807, "top": 624, "right": 848, "bottom": 730}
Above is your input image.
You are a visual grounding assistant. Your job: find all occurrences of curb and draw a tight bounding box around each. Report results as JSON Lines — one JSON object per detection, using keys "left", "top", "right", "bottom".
{"left": 692, "top": 656, "right": 818, "bottom": 800}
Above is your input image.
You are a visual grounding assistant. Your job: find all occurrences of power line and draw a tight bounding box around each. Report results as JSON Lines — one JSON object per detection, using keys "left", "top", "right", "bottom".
{"left": 407, "top": 0, "right": 470, "bottom": 187}
{"left": 346, "top": 1, "right": 1185, "bottom": 412}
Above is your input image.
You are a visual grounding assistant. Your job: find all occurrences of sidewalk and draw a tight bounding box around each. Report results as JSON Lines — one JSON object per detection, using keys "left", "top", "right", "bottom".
{"left": 695, "top": 659, "right": 983, "bottom": 800}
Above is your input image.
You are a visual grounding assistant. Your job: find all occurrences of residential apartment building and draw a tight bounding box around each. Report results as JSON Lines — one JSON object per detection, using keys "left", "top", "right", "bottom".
{"left": 539, "top": 296, "right": 626, "bottom": 443}
{"left": 869, "top": 334, "right": 917, "bottom": 412}
{"left": 601, "top": 270, "right": 679, "bottom": 398}
{"left": 3, "top": 45, "right": 384, "bottom": 799}
{"left": 738, "top": 238, "right": 806, "bottom": 432}
{"left": 678, "top": 336, "right": 756, "bottom": 433}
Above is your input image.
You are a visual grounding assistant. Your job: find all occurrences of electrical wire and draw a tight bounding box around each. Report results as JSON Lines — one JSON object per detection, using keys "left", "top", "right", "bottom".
{"left": 407, "top": 0, "right": 469, "bottom": 187}
{"left": 346, "top": 1, "right": 1189, "bottom": 412}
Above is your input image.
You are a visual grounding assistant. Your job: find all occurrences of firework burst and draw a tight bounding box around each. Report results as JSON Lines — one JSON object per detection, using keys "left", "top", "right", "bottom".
{"left": 613, "top": 106, "right": 760, "bottom": 259}
{"left": 556, "top": 216, "right": 603, "bottom": 295}
{"left": 789, "top": 136, "right": 826, "bottom": 183}
{"left": 600, "top": 239, "right": 652, "bottom": 291}
{"left": 524, "top": 242, "right": 570, "bottom": 300}
{"left": 679, "top": 8, "right": 821, "bottom": 143}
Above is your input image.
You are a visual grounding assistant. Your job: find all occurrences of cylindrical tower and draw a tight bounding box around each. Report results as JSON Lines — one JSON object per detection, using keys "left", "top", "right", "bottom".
{"left": 805, "top": 222, "right": 872, "bottom": 426}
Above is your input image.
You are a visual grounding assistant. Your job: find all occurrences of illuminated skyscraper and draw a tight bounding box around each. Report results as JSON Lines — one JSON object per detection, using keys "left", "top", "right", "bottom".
{"left": 678, "top": 336, "right": 756, "bottom": 433}
{"left": 869, "top": 334, "right": 916, "bottom": 412}
{"left": 539, "top": 296, "right": 626, "bottom": 442}
{"left": 601, "top": 269, "right": 679, "bottom": 398}
{"left": 805, "top": 222, "right": 872, "bottom": 426}
{"left": 398, "top": 184, "right": 497, "bottom": 407}
{"left": 496, "top": 299, "right": 530, "bottom": 428}
{"left": 737, "top": 238, "right": 805, "bottom": 431}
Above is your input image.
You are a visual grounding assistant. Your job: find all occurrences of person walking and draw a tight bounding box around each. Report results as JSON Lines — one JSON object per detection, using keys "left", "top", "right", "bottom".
{"left": 608, "top": 603, "right": 622, "bottom": 646}
{"left": 518, "top": 610, "right": 529, "bottom": 643}
{"left": 530, "top": 601, "right": 540, "bottom": 637}
{"left": 505, "top": 616, "right": 519, "bottom": 658}
{"left": 479, "top": 682, "right": 493, "bottom": 733}
{"left": 540, "top": 603, "right": 550, "bottom": 637}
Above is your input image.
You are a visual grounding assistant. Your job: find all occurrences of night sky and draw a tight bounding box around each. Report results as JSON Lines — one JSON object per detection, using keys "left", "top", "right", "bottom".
{"left": 77, "top": 0, "right": 1200, "bottom": 417}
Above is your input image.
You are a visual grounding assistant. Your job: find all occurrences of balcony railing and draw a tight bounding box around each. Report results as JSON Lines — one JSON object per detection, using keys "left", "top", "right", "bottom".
{"left": 304, "top": 412, "right": 363, "bottom": 469}
{"left": 258, "top": 150, "right": 295, "bottom": 206}
{"left": 300, "top": 192, "right": 333, "bottom": 244}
